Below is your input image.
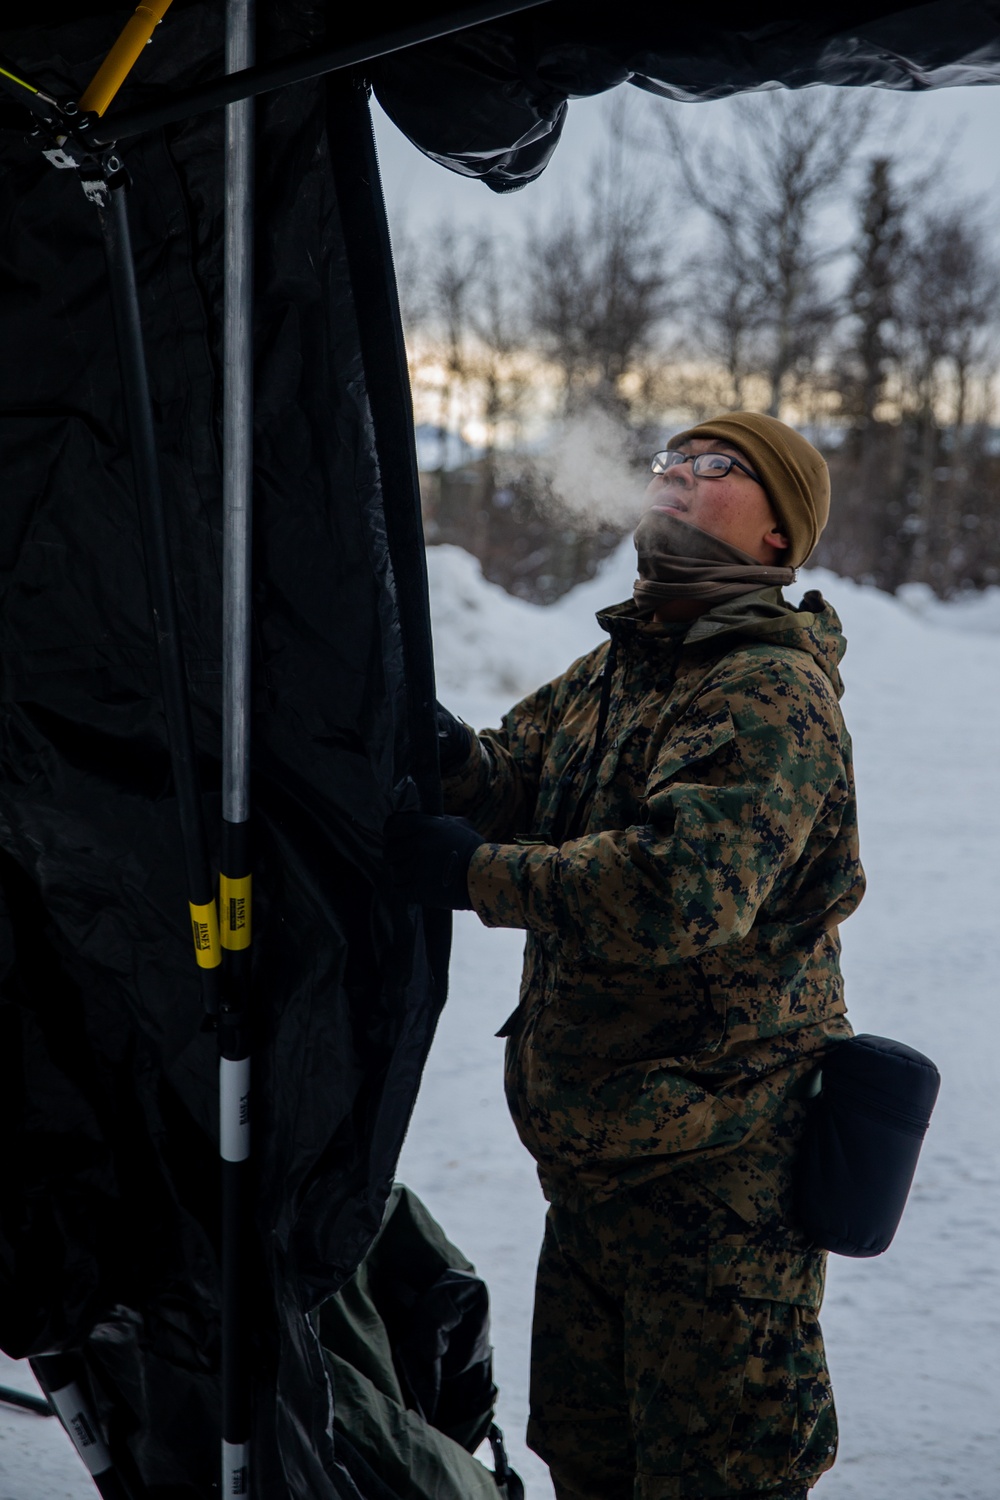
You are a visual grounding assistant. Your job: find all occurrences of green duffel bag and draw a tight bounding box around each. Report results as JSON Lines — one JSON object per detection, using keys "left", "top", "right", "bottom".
{"left": 317, "top": 1184, "right": 523, "bottom": 1500}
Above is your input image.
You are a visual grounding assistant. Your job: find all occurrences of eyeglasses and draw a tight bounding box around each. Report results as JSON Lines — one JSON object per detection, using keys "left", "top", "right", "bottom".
{"left": 650, "top": 449, "right": 761, "bottom": 484}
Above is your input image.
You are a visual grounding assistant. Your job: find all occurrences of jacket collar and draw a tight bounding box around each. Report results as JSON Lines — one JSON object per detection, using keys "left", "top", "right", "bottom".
{"left": 595, "top": 587, "right": 848, "bottom": 698}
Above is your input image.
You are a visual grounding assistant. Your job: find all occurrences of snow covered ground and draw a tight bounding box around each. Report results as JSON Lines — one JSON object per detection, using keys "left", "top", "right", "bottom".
{"left": 2, "top": 542, "right": 998, "bottom": 1497}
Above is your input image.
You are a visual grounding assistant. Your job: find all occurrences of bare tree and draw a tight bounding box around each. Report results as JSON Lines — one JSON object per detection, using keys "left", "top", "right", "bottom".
{"left": 526, "top": 98, "right": 672, "bottom": 415}
{"left": 822, "top": 163, "right": 1000, "bottom": 595}
{"left": 898, "top": 206, "right": 1000, "bottom": 430}
{"left": 894, "top": 201, "right": 1000, "bottom": 590}
{"left": 465, "top": 236, "right": 533, "bottom": 459}
{"left": 402, "top": 218, "right": 537, "bottom": 463}
{"left": 817, "top": 156, "right": 910, "bottom": 583}
{"left": 658, "top": 91, "right": 874, "bottom": 416}
{"left": 427, "top": 223, "right": 490, "bottom": 469}
{"left": 840, "top": 156, "right": 907, "bottom": 429}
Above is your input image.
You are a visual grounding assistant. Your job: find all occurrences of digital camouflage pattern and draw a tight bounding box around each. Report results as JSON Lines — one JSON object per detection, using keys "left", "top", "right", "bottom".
{"left": 442, "top": 587, "right": 864, "bottom": 1213}
{"left": 528, "top": 1174, "right": 836, "bottom": 1500}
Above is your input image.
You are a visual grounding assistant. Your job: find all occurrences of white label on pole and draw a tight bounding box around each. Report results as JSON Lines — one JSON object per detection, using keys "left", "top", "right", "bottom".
{"left": 221, "top": 1055, "right": 251, "bottom": 1162}
{"left": 223, "top": 1439, "right": 250, "bottom": 1495}
{"left": 48, "top": 1383, "right": 114, "bottom": 1476}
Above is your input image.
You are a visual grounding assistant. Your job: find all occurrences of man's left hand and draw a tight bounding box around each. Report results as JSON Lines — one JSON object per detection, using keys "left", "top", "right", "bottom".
{"left": 383, "top": 812, "right": 486, "bottom": 910}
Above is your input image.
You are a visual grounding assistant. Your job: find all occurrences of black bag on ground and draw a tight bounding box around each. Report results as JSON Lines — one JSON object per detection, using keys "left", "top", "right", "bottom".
{"left": 794, "top": 1034, "right": 941, "bottom": 1258}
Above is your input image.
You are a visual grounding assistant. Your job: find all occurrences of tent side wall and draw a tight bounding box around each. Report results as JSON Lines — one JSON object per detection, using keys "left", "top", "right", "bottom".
{"left": 0, "top": 5, "right": 446, "bottom": 1494}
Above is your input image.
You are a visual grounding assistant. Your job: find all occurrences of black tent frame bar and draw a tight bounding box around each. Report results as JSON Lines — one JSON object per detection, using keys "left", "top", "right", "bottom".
{"left": 88, "top": 0, "right": 550, "bottom": 145}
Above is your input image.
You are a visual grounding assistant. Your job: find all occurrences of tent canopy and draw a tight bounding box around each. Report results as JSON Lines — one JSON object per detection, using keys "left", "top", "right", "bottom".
{"left": 369, "top": 0, "right": 1000, "bottom": 190}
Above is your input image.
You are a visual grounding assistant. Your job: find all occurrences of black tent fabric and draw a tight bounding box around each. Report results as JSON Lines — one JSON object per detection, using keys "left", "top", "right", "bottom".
{"left": 0, "top": 5, "right": 448, "bottom": 1496}
{"left": 371, "top": 0, "right": 1000, "bottom": 190}
{"left": 2, "top": 0, "right": 1000, "bottom": 1496}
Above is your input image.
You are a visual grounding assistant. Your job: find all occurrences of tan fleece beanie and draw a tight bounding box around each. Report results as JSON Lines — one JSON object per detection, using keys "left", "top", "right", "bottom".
{"left": 667, "top": 412, "right": 830, "bottom": 568}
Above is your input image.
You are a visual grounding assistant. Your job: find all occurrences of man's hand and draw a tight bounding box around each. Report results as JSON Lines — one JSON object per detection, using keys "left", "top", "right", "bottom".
{"left": 383, "top": 812, "right": 486, "bottom": 910}
{"left": 436, "top": 701, "right": 472, "bottom": 773}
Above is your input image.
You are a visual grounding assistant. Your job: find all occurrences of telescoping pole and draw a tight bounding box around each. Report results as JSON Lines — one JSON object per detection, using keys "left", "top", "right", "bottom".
{"left": 95, "top": 176, "right": 222, "bottom": 1022}
{"left": 219, "top": 1, "right": 255, "bottom": 1495}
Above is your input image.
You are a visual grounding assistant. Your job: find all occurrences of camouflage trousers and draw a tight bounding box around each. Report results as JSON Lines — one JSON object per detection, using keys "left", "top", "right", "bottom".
{"left": 527, "top": 1175, "right": 837, "bottom": 1500}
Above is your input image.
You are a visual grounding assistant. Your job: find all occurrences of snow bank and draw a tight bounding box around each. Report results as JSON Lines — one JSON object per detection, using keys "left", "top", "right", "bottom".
{"left": 428, "top": 536, "right": 985, "bottom": 704}
{"left": 427, "top": 545, "right": 594, "bottom": 698}
{"left": 898, "top": 580, "right": 1000, "bottom": 635}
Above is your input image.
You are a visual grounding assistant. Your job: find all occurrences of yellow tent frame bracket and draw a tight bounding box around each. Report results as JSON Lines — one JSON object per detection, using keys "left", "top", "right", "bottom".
{"left": 79, "top": 0, "right": 174, "bottom": 120}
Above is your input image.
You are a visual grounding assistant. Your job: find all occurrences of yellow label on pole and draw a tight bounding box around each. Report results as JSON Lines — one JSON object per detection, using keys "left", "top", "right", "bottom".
{"left": 189, "top": 900, "right": 221, "bottom": 968}
{"left": 220, "top": 874, "right": 252, "bottom": 951}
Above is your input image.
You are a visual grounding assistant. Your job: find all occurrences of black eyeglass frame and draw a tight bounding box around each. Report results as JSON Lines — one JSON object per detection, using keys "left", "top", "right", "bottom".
{"left": 650, "top": 449, "right": 762, "bottom": 485}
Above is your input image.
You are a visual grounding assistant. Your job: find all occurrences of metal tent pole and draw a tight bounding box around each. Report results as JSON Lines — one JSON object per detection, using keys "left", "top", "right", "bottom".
{"left": 218, "top": 1, "right": 255, "bottom": 1494}
{"left": 0, "top": 1383, "right": 52, "bottom": 1417}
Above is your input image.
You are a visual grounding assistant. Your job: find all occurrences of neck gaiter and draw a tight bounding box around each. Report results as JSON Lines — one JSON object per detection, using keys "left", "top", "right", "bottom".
{"left": 632, "top": 509, "right": 796, "bottom": 610}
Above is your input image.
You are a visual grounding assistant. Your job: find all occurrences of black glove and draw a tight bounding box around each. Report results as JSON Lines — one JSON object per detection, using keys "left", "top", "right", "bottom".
{"left": 383, "top": 812, "right": 486, "bottom": 910}
{"left": 435, "top": 700, "right": 472, "bottom": 774}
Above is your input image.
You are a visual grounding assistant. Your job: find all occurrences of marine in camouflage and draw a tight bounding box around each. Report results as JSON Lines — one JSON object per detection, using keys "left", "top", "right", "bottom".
{"left": 528, "top": 1174, "right": 836, "bottom": 1500}
{"left": 441, "top": 583, "right": 864, "bottom": 1495}
{"left": 443, "top": 585, "right": 864, "bottom": 1212}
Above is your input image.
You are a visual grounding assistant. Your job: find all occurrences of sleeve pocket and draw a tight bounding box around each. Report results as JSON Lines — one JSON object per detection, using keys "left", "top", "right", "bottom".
{"left": 646, "top": 706, "right": 739, "bottom": 791}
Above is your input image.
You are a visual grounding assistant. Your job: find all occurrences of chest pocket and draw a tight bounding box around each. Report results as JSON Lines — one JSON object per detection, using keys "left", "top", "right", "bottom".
{"left": 652, "top": 705, "right": 737, "bottom": 775}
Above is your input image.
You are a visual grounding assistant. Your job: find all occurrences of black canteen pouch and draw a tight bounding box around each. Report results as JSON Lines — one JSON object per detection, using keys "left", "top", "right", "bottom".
{"left": 794, "top": 1033, "right": 941, "bottom": 1258}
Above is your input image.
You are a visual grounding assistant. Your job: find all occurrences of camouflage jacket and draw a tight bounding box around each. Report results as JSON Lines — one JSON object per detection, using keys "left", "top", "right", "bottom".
{"left": 442, "top": 588, "right": 865, "bottom": 1212}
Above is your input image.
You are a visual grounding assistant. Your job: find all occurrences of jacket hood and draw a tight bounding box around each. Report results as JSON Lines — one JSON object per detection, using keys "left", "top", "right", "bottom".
{"left": 596, "top": 587, "right": 848, "bottom": 700}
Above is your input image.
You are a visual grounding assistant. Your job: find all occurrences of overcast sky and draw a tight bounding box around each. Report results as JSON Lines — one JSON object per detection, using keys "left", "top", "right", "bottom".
{"left": 372, "top": 80, "right": 1000, "bottom": 243}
